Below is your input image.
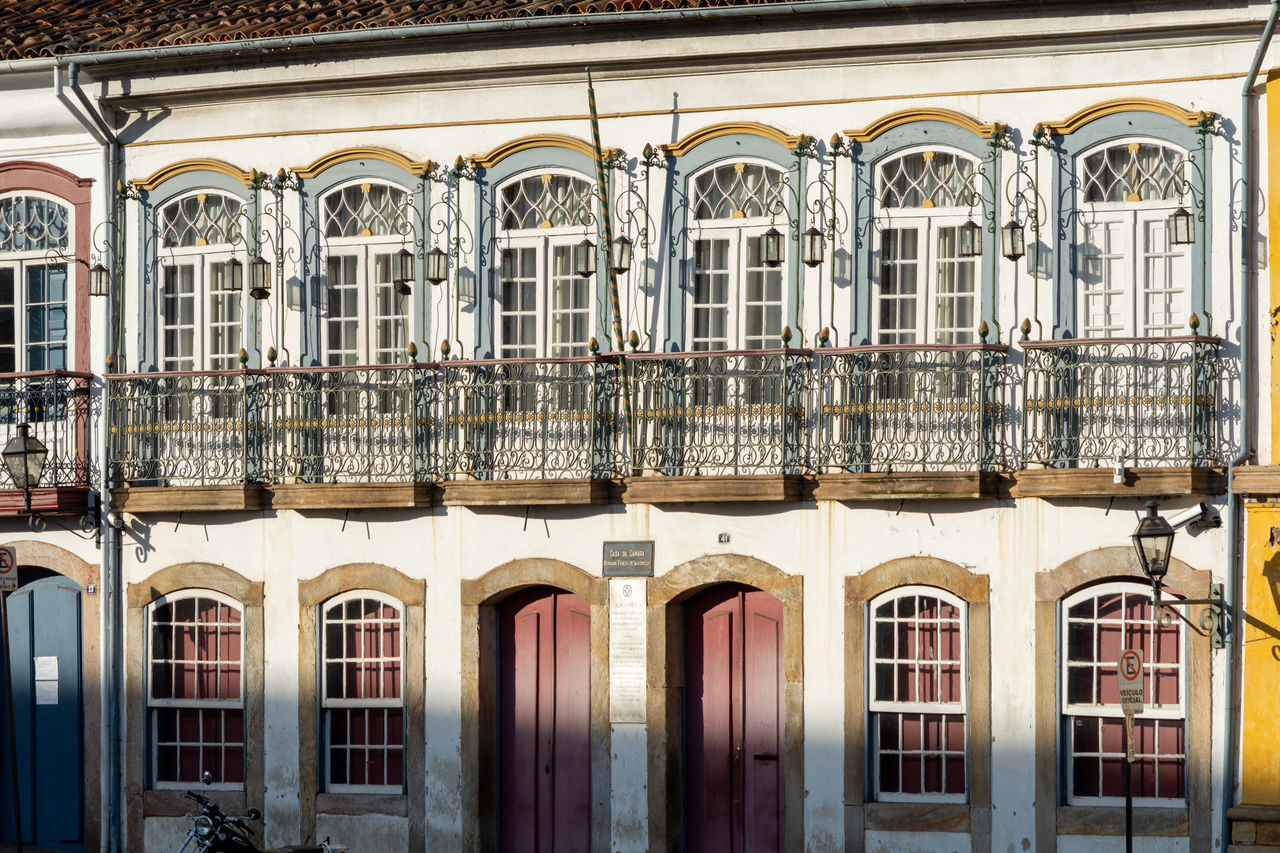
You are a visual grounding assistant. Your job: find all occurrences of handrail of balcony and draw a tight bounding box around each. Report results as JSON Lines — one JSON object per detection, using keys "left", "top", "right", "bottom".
{"left": 0, "top": 370, "right": 96, "bottom": 491}
{"left": 1021, "top": 335, "right": 1222, "bottom": 468}
{"left": 815, "top": 343, "right": 1012, "bottom": 473}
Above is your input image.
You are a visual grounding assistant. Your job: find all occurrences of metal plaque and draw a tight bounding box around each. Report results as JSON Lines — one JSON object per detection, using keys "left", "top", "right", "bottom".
{"left": 609, "top": 579, "right": 647, "bottom": 723}
{"left": 603, "top": 541, "right": 654, "bottom": 577}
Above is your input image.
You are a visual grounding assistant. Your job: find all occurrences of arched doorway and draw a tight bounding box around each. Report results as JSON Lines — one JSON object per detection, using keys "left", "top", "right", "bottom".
{"left": 498, "top": 586, "right": 591, "bottom": 853}
{"left": 0, "top": 569, "right": 85, "bottom": 851}
{"left": 685, "top": 583, "right": 784, "bottom": 853}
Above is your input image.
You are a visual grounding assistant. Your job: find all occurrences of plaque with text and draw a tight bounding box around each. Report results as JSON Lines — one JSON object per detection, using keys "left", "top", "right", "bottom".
{"left": 609, "top": 578, "right": 647, "bottom": 723}
{"left": 603, "top": 541, "right": 654, "bottom": 577}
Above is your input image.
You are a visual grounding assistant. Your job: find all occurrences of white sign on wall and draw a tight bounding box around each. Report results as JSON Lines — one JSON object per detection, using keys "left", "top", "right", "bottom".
{"left": 0, "top": 546, "right": 15, "bottom": 592}
{"left": 609, "top": 578, "right": 647, "bottom": 723}
{"left": 1118, "top": 648, "right": 1144, "bottom": 716}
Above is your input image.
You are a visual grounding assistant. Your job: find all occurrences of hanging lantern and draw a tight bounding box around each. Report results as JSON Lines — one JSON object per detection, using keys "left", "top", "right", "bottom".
{"left": 249, "top": 255, "right": 271, "bottom": 300}
{"left": 425, "top": 247, "right": 448, "bottom": 285}
{"left": 1131, "top": 501, "right": 1175, "bottom": 599}
{"left": 89, "top": 263, "right": 110, "bottom": 298}
{"left": 223, "top": 256, "right": 243, "bottom": 292}
{"left": 501, "top": 249, "right": 515, "bottom": 280}
{"left": 574, "top": 238, "right": 597, "bottom": 278}
{"left": 1168, "top": 206, "right": 1195, "bottom": 245}
{"left": 958, "top": 219, "right": 982, "bottom": 258}
{"left": 1001, "top": 219, "right": 1026, "bottom": 261}
{"left": 801, "top": 227, "right": 824, "bottom": 268}
{"left": 393, "top": 248, "right": 414, "bottom": 296}
{"left": 610, "top": 234, "right": 633, "bottom": 274}
{"left": 761, "top": 226, "right": 784, "bottom": 268}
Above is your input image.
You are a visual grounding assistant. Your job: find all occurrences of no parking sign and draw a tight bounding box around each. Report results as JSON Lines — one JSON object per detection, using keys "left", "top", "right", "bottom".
{"left": 0, "top": 546, "right": 15, "bottom": 591}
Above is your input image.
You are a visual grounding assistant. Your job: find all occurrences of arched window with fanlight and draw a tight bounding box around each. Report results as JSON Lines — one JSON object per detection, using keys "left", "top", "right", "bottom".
{"left": 873, "top": 149, "right": 981, "bottom": 345}
{"left": 1075, "top": 140, "right": 1190, "bottom": 338}
{"left": 157, "top": 191, "right": 247, "bottom": 373}
{"left": 0, "top": 193, "right": 71, "bottom": 373}
{"left": 495, "top": 171, "right": 597, "bottom": 359}
{"left": 321, "top": 181, "right": 412, "bottom": 365}
{"left": 687, "top": 161, "right": 788, "bottom": 351}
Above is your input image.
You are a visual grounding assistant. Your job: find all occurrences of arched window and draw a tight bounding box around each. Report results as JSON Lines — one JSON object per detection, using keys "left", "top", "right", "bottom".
{"left": 1061, "top": 582, "right": 1185, "bottom": 803}
{"left": 0, "top": 194, "right": 70, "bottom": 372}
{"left": 873, "top": 149, "right": 980, "bottom": 345}
{"left": 688, "top": 161, "right": 787, "bottom": 351}
{"left": 496, "top": 172, "right": 596, "bottom": 358}
{"left": 321, "top": 182, "right": 411, "bottom": 365}
{"left": 157, "top": 192, "right": 246, "bottom": 372}
{"left": 1075, "top": 140, "right": 1190, "bottom": 337}
{"left": 320, "top": 592, "right": 405, "bottom": 793}
{"left": 146, "top": 591, "right": 244, "bottom": 787}
{"left": 868, "top": 586, "right": 967, "bottom": 801}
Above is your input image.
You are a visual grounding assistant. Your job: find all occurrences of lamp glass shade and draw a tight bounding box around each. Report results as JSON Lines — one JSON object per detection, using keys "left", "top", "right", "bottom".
{"left": 393, "top": 248, "right": 415, "bottom": 285}
{"left": 958, "top": 219, "right": 982, "bottom": 258}
{"left": 501, "top": 249, "right": 515, "bottom": 280}
{"left": 574, "top": 238, "right": 597, "bottom": 278}
{"left": 223, "top": 257, "right": 243, "bottom": 293}
{"left": 1001, "top": 219, "right": 1026, "bottom": 261}
{"left": 249, "top": 255, "right": 271, "bottom": 300}
{"left": 1169, "top": 207, "right": 1195, "bottom": 245}
{"left": 610, "top": 235, "right": 633, "bottom": 274}
{"left": 761, "top": 227, "right": 784, "bottom": 268}
{"left": 801, "top": 227, "right": 824, "bottom": 268}
{"left": 2, "top": 424, "right": 47, "bottom": 491}
{"left": 425, "top": 247, "right": 448, "bottom": 284}
{"left": 89, "top": 263, "right": 110, "bottom": 298}
{"left": 1131, "top": 502, "right": 1175, "bottom": 583}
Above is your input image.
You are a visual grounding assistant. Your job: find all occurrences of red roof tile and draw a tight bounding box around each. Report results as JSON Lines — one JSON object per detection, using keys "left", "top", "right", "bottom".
{"left": 0, "top": 0, "right": 820, "bottom": 62}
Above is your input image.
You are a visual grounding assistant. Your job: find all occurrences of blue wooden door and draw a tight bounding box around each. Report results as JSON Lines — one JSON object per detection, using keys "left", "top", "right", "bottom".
{"left": 0, "top": 574, "right": 85, "bottom": 851}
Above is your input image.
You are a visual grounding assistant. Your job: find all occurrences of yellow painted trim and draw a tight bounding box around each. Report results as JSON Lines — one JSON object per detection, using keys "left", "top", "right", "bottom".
{"left": 1242, "top": 504, "right": 1280, "bottom": 805}
{"left": 1269, "top": 71, "right": 1280, "bottom": 464}
{"left": 292, "top": 146, "right": 434, "bottom": 179}
{"left": 843, "top": 108, "right": 1004, "bottom": 143}
{"left": 659, "top": 121, "right": 806, "bottom": 158}
{"left": 1035, "top": 98, "right": 1208, "bottom": 136}
{"left": 131, "top": 158, "right": 255, "bottom": 191}
{"left": 470, "top": 134, "right": 617, "bottom": 169}
{"left": 121, "top": 70, "right": 1246, "bottom": 151}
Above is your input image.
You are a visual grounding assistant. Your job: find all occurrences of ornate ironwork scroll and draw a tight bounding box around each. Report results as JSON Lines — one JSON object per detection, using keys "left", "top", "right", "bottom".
{"left": 815, "top": 345, "right": 1010, "bottom": 472}
{"left": 0, "top": 371, "right": 94, "bottom": 489}
{"left": 628, "top": 349, "right": 811, "bottom": 476}
{"left": 1022, "top": 336, "right": 1221, "bottom": 468}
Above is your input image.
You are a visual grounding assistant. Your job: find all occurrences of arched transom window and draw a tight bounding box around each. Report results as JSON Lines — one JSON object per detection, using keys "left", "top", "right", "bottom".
{"left": 1076, "top": 140, "right": 1191, "bottom": 338}
{"left": 874, "top": 149, "right": 981, "bottom": 345}
{"left": 691, "top": 162, "right": 786, "bottom": 221}
{"left": 157, "top": 192, "right": 247, "bottom": 373}
{"left": 321, "top": 182, "right": 411, "bottom": 365}
{"left": 0, "top": 194, "right": 71, "bottom": 372}
{"left": 496, "top": 172, "right": 596, "bottom": 358}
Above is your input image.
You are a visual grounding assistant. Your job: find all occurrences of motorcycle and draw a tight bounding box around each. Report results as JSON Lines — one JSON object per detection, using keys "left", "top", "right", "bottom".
{"left": 179, "top": 773, "right": 336, "bottom": 853}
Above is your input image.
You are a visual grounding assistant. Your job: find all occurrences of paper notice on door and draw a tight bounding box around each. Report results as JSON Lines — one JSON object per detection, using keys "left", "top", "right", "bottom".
{"left": 33, "top": 655, "right": 58, "bottom": 705}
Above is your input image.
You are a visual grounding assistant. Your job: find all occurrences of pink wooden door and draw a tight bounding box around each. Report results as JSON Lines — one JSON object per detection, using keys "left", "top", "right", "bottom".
{"left": 686, "top": 585, "right": 784, "bottom": 853}
{"left": 499, "top": 587, "right": 591, "bottom": 853}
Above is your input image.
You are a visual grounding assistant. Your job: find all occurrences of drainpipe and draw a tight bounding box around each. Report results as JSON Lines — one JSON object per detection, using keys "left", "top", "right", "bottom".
{"left": 1228, "top": 0, "right": 1280, "bottom": 841}
{"left": 55, "top": 62, "right": 124, "bottom": 853}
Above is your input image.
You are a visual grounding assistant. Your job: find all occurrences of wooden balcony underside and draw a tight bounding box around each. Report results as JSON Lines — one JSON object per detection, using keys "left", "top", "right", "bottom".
{"left": 813, "top": 471, "right": 998, "bottom": 501}
{"left": 1011, "top": 466, "right": 1226, "bottom": 498}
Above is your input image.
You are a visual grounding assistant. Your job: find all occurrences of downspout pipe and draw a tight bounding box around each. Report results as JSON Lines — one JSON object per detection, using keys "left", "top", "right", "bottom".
{"left": 1228, "top": 0, "right": 1280, "bottom": 840}
{"left": 55, "top": 62, "right": 124, "bottom": 853}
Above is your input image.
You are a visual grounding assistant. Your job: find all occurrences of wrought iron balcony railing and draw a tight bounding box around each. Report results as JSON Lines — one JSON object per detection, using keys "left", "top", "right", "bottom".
{"left": 1022, "top": 336, "right": 1221, "bottom": 468}
{"left": 628, "top": 349, "right": 811, "bottom": 477}
{"left": 815, "top": 344, "right": 1013, "bottom": 473}
{"left": 0, "top": 370, "right": 95, "bottom": 490}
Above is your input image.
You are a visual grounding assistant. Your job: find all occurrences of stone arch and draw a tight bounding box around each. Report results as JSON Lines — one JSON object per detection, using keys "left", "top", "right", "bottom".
{"left": 132, "top": 158, "right": 255, "bottom": 192}
{"left": 472, "top": 134, "right": 613, "bottom": 170}
{"left": 123, "top": 562, "right": 264, "bottom": 853}
{"left": 1036, "top": 97, "right": 1209, "bottom": 137}
{"left": 459, "top": 558, "right": 609, "bottom": 851}
{"left": 292, "top": 147, "right": 433, "bottom": 180}
{"left": 296, "top": 562, "right": 425, "bottom": 848}
{"left": 1, "top": 540, "right": 102, "bottom": 852}
{"left": 844, "top": 108, "right": 1005, "bottom": 143}
{"left": 844, "top": 556, "right": 993, "bottom": 848}
{"left": 660, "top": 121, "right": 808, "bottom": 158}
{"left": 647, "top": 553, "right": 803, "bottom": 851}
{"left": 1032, "top": 545, "right": 1211, "bottom": 852}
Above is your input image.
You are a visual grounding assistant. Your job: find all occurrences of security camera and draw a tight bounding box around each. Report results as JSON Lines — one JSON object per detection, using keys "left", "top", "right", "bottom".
{"left": 1168, "top": 502, "right": 1221, "bottom": 530}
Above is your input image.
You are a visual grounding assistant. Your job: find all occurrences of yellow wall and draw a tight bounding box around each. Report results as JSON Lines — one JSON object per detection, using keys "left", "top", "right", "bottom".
{"left": 1243, "top": 504, "right": 1280, "bottom": 804}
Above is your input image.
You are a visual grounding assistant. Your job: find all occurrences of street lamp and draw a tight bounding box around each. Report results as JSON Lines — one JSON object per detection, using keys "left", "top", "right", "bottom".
{"left": 1131, "top": 501, "right": 1175, "bottom": 602}
{"left": 1168, "top": 207, "right": 1195, "bottom": 246}
{"left": 425, "top": 247, "right": 448, "bottom": 285}
{"left": 958, "top": 218, "right": 983, "bottom": 258}
{"left": 393, "top": 248, "right": 415, "bottom": 295}
{"left": 610, "top": 235, "right": 633, "bottom": 275}
{"left": 801, "top": 227, "right": 825, "bottom": 268}
{"left": 2, "top": 424, "right": 47, "bottom": 514}
{"left": 1001, "top": 219, "right": 1026, "bottom": 261}
{"left": 574, "top": 238, "right": 597, "bottom": 278}
{"left": 761, "top": 227, "right": 784, "bottom": 268}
